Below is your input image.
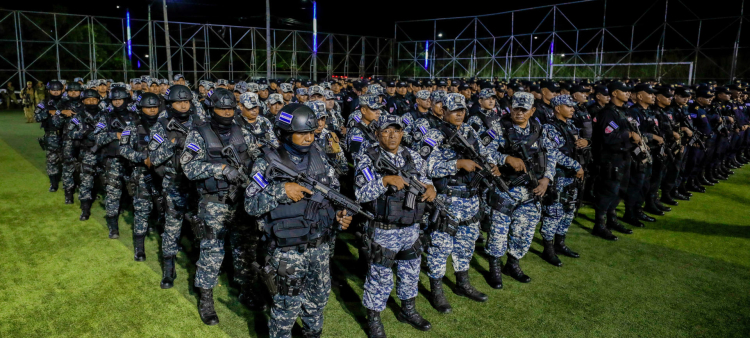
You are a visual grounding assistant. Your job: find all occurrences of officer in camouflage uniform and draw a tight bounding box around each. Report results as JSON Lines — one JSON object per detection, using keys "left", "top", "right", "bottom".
{"left": 58, "top": 82, "right": 86, "bottom": 204}
{"left": 95, "top": 86, "right": 140, "bottom": 239}
{"left": 538, "top": 95, "right": 585, "bottom": 267}
{"left": 307, "top": 100, "right": 347, "bottom": 175}
{"left": 119, "top": 92, "right": 163, "bottom": 261}
{"left": 343, "top": 95, "right": 381, "bottom": 155}
{"left": 410, "top": 90, "right": 446, "bottom": 155}
{"left": 264, "top": 93, "right": 284, "bottom": 120}
{"left": 72, "top": 89, "right": 104, "bottom": 220}
{"left": 324, "top": 89, "right": 346, "bottom": 137}
{"left": 149, "top": 85, "right": 201, "bottom": 289}
{"left": 245, "top": 103, "right": 353, "bottom": 338}
{"left": 422, "top": 93, "right": 493, "bottom": 313}
{"left": 182, "top": 88, "right": 263, "bottom": 324}
{"left": 237, "top": 92, "right": 279, "bottom": 148}
{"left": 355, "top": 115, "right": 434, "bottom": 338}
{"left": 34, "top": 80, "right": 65, "bottom": 192}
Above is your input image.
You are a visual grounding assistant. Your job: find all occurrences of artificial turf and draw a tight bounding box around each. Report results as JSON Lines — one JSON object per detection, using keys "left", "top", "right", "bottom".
{"left": 0, "top": 109, "right": 747, "bottom": 337}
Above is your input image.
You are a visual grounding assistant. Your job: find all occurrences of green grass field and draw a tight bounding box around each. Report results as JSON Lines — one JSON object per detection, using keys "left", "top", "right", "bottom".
{"left": 0, "top": 109, "right": 748, "bottom": 338}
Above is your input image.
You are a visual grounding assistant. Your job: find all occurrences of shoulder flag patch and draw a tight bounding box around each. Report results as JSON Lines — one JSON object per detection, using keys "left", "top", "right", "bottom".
{"left": 353, "top": 115, "right": 361, "bottom": 123}
{"left": 37, "top": 103, "right": 45, "bottom": 109}
{"left": 488, "top": 129, "right": 497, "bottom": 139}
{"left": 402, "top": 117, "right": 410, "bottom": 125}
{"left": 419, "top": 125, "right": 428, "bottom": 135}
{"left": 253, "top": 172, "right": 268, "bottom": 189}
{"left": 352, "top": 135, "right": 364, "bottom": 142}
{"left": 279, "top": 112, "right": 293, "bottom": 124}
{"left": 608, "top": 121, "right": 619, "bottom": 129}
{"left": 96, "top": 122, "right": 106, "bottom": 129}
{"left": 424, "top": 137, "right": 437, "bottom": 147}
{"left": 153, "top": 133, "right": 164, "bottom": 143}
{"left": 186, "top": 143, "right": 201, "bottom": 152}
{"left": 362, "top": 167, "right": 375, "bottom": 181}
{"left": 122, "top": 130, "right": 131, "bottom": 136}
{"left": 71, "top": 118, "right": 80, "bottom": 125}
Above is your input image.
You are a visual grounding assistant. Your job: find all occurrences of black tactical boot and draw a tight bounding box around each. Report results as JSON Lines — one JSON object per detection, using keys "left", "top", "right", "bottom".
{"left": 49, "top": 175, "right": 59, "bottom": 192}
{"left": 239, "top": 284, "right": 268, "bottom": 311}
{"left": 79, "top": 200, "right": 92, "bottom": 221}
{"left": 133, "top": 234, "right": 146, "bottom": 261}
{"left": 708, "top": 169, "right": 723, "bottom": 182}
{"left": 698, "top": 172, "right": 715, "bottom": 186}
{"left": 64, "top": 189, "right": 74, "bottom": 204}
{"left": 397, "top": 298, "right": 432, "bottom": 331}
{"left": 454, "top": 270, "right": 488, "bottom": 301}
{"left": 502, "top": 255, "right": 531, "bottom": 283}
{"left": 677, "top": 183, "right": 692, "bottom": 199}
{"left": 554, "top": 234, "right": 579, "bottom": 258}
{"left": 643, "top": 199, "right": 665, "bottom": 216}
{"left": 106, "top": 216, "right": 119, "bottom": 239}
{"left": 428, "top": 278, "right": 452, "bottom": 313}
{"left": 198, "top": 288, "right": 219, "bottom": 325}
{"left": 541, "top": 240, "right": 562, "bottom": 267}
{"left": 637, "top": 208, "right": 656, "bottom": 222}
{"left": 622, "top": 209, "right": 645, "bottom": 228}
{"left": 688, "top": 178, "right": 706, "bottom": 193}
{"left": 607, "top": 211, "right": 633, "bottom": 234}
{"left": 302, "top": 330, "right": 322, "bottom": 338}
{"left": 655, "top": 199, "right": 671, "bottom": 212}
{"left": 487, "top": 256, "right": 504, "bottom": 289}
{"left": 367, "top": 310, "right": 387, "bottom": 338}
{"left": 592, "top": 213, "right": 618, "bottom": 241}
{"left": 160, "top": 255, "right": 176, "bottom": 289}
{"left": 660, "top": 190, "right": 678, "bottom": 206}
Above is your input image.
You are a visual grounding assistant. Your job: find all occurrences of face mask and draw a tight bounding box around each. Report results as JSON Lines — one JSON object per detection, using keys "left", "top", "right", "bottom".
{"left": 211, "top": 111, "right": 234, "bottom": 126}
{"left": 84, "top": 104, "right": 99, "bottom": 113}
{"left": 142, "top": 113, "right": 159, "bottom": 124}
{"left": 68, "top": 94, "right": 81, "bottom": 102}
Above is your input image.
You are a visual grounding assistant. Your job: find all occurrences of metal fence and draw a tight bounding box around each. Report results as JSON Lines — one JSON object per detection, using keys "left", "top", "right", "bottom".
{"left": 0, "top": 9, "right": 394, "bottom": 89}
{"left": 394, "top": 0, "right": 750, "bottom": 84}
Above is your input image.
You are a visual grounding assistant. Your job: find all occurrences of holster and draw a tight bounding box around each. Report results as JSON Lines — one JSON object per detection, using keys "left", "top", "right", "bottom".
{"left": 38, "top": 137, "right": 47, "bottom": 151}
{"left": 487, "top": 191, "right": 515, "bottom": 215}
{"left": 251, "top": 261, "right": 279, "bottom": 295}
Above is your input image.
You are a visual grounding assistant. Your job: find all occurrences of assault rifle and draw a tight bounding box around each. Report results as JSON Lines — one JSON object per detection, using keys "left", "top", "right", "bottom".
{"left": 221, "top": 144, "right": 252, "bottom": 202}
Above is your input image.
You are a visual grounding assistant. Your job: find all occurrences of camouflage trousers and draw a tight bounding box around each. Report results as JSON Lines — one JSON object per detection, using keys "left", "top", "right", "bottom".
{"left": 485, "top": 186, "right": 541, "bottom": 259}
{"left": 362, "top": 224, "right": 420, "bottom": 312}
{"left": 161, "top": 178, "right": 191, "bottom": 257}
{"left": 131, "top": 168, "right": 155, "bottom": 236}
{"left": 78, "top": 150, "right": 98, "bottom": 201}
{"left": 61, "top": 139, "right": 80, "bottom": 191}
{"left": 427, "top": 194, "right": 481, "bottom": 279}
{"left": 269, "top": 244, "right": 331, "bottom": 338}
{"left": 103, "top": 157, "right": 126, "bottom": 218}
{"left": 231, "top": 209, "right": 261, "bottom": 286}
{"left": 540, "top": 177, "right": 577, "bottom": 242}
{"left": 44, "top": 134, "right": 62, "bottom": 177}
{"left": 194, "top": 199, "right": 236, "bottom": 289}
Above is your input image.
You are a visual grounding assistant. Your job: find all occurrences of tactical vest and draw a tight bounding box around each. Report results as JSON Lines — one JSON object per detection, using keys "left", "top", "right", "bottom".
{"left": 157, "top": 116, "right": 192, "bottom": 171}
{"left": 550, "top": 119, "right": 579, "bottom": 177}
{"left": 349, "top": 122, "right": 378, "bottom": 154}
{"left": 103, "top": 109, "right": 138, "bottom": 158}
{"left": 263, "top": 145, "right": 335, "bottom": 247}
{"left": 499, "top": 117, "right": 547, "bottom": 182}
{"left": 574, "top": 105, "right": 593, "bottom": 139}
{"left": 134, "top": 120, "right": 152, "bottom": 153}
{"left": 363, "top": 147, "right": 426, "bottom": 226}
{"left": 469, "top": 109, "right": 500, "bottom": 131}
{"left": 42, "top": 98, "right": 64, "bottom": 132}
{"left": 194, "top": 122, "right": 251, "bottom": 194}
{"left": 432, "top": 124, "right": 480, "bottom": 197}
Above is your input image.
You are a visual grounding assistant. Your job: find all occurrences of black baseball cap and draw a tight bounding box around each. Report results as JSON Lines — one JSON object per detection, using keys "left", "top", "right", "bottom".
{"left": 633, "top": 83, "right": 656, "bottom": 94}
{"left": 674, "top": 87, "right": 693, "bottom": 97}
{"left": 540, "top": 80, "right": 561, "bottom": 92}
{"left": 607, "top": 81, "right": 632, "bottom": 93}
{"left": 593, "top": 85, "right": 609, "bottom": 95}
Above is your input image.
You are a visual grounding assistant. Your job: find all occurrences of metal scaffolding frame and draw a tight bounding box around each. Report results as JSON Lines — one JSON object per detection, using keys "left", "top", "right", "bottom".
{"left": 0, "top": 9, "right": 393, "bottom": 89}
{"left": 394, "top": 0, "right": 750, "bottom": 83}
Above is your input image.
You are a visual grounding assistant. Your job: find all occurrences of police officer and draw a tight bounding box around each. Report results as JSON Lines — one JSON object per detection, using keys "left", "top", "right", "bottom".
{"left": 467, "top": 88, "right": 501, "bottom": 136}
{"left": 245, "top": 103, "right": 352, "bottom": 338}
{"left": 591, "top": 81, "right": 636, "bottom": 241}
{"left": 671, "top": 87, "right": 697, "bottom": 198}
{"left": 653, "top": 87, "right": 683, "bottom": 206}
{"left": 265, "top": 93, "right": 285, "bottom": 120}
{"left": 237, "top": 92, "right": 279, "bottom": 148}
{"left": 324, "top": 89, "right": 347, "bottom": 137}
{"left": 149, "top": 84, "right": 202, "bottom": 288}
{"left": 182, "top": 88, "right": 262, "bottom": 325}
{"left": 307, "top": 100, "right": 347, "bottom": 175}
{"left": 411, "top": 90, "right": 446, "bottom": 155}
{"left": 588, "top": 85, "right": 610, "bottom": 118}
{"left": 58, "top": 82, "right": 86, "bottom": 204}
{"left": 688, "top": 88, "right": 717, "bottom": 193}
{"left": 422, "top": 93, "right": 493, "bottom": 313}
{"left": 385, "top": 81, "right": 412, "bottom": 117}
{"left": 533, "top": 81, "right": 561, "bottom": 124}
{"left": 343, "top": 94, "right": 381, "bottom": 155}
{"left": 34, "top": 80, "right": 66, "bottom": 192}
{"left": 355, "top": 115, "right": 435, "bottom": 337}
{"left": 95, "top": 86, "right": 140, "bottom": 239}
{"left": 119, "top": 92, "right": 162, "bottom": 261}
{"left": 73, "top": 89, "right": 104, "bottom": 220}
{"left": 539, "top": 95, "right": 585, "bottom": 267}
{"left": 280, "top": 83, "right": 295, "bottom": 106}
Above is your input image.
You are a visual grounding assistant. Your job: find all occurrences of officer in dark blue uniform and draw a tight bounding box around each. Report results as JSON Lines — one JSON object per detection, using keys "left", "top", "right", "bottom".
{"left": 687, "top": 88, "right": 716, "bottom": 193}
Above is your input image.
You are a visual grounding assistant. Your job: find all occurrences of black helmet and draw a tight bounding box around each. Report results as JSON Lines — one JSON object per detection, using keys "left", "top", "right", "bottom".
{"left": 67, "top": 82, "right": 83, "bottom": 92}
{"left": 139, "top": 92, "right": 161, "bottom": 108}
{"left": 109, "top": 87, "right": 130, "bottom": 100}
{"left": 209, "top": 88, "right": 236, "bottom": 109}
{"left": 48, "top": 80, "right": 64, "bottom": 91}
{"left": 166, "top": 85, "right": 193, "bottom": 102}
{"left": 81, "top": 89, "right": 99, "bottom": 100}
{"left": 274, "top": 103, "right": 317, "bottom": 133}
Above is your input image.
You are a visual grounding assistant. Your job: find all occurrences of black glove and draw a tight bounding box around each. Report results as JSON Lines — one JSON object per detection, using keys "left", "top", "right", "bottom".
{"left": 222, "top": 165, "right": 241, "bottom": 184}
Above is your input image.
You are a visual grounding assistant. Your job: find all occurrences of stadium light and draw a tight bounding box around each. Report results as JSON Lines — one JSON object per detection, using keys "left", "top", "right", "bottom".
{"left": 425, "top": 40, "right": 429, "bottom": 69}
{"left": 438, "top": 33, "right": 443, "bottom": 38}
{"left": 313, "top": 1, "right": 317, "bottom": 53}
{"left": 126, "top": 10, "right": 132, "bottom": 59}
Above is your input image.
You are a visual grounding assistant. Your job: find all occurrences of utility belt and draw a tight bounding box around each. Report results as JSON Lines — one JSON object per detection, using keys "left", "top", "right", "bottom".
{"left": 201, "top": 192, "right": 233, "bottom": 205}
{"left": 487, "top": 190, "right": 516, "bottom": 215}
{"left": 542, "top": 180, "right": 578, "bottom": 211}
{"left": 277, "top": 234, "right": 328, "bottom": 253}
{"left": 436, "top": 186, "right": 477, "bottom": 199}
{"left": 430, "top": 209, "right": 482, "bottom": 236}
{"left": 598, "top": 163, "right": 625, "bottom": 181}
{"left": 358, "top": 229, "right": 423, "bottom": 268}
{"left": 371, "top": 221, "right": 414, "bottom": 230}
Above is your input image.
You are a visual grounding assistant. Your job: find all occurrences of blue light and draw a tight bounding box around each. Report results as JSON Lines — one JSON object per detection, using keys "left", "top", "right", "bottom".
{"left": 126, "top": 10, "right": 132, "bottom": 59}
{"left": 313, "top": 1, "right": 317, "bottom": 53}
{"left": 425, "top": 40, "right": 429, "bottom": 69}
{"left": 137, "top": 60, "right": 141, "bottom": 68}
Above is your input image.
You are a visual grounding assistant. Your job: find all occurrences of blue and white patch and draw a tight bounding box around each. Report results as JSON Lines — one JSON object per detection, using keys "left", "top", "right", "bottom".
{"left": 424, "top": 137, "right": 437, "bottom": 147}
{"left": 535, "top": 117, "right": 541, "bottom": 124}
{"left": 351, "top": 136, "right": 364, "bottom": 142}
{"left": 253, "top": 172, "right": 269, "bottom": 189}
{"left": 207, "top": 90, "right": 213, "bottom": 98}
{"left": 153, "top": 133, "right": 164, "bottom": 144}
{"left": 402, "top": 117, "right": 410, "bottom": 125}
{"left": 37, "top": 103, "right": 45, "bottom": 109}
{"left": 71, "top": 118, "right": 80, "bottom": 125}
{"left": 96, "top": 122, "right": 106, "bottom": 129}
{"left": 353, "top": 115, "right": 361, "bottom": 123}
{"left": 164, "top": 88, "right": 171, "bottom": 96}
{"left": 419, "top": 125, "right": 428, "bottom": 135}
{"left": 186, "top": 143, "right": 201, "bottom": 152}
{"left": 554, "top": 135, "right": 562, "bottom": 145}
{"left": 121, "top": 130, "right": 131, "bottom": 136}
{"left": 129, "top": 105, "right": 137, "bottom": 112}
{"left": 362, "top": 167, "right": 375, "bottom": 181}
{"left": 608, "top": 121, "right": 619, "bottom": 129}
{"left": 488, "top": 128, "right": 498, "bottom": 139}
{"left": 690, "top": 114, "right": 697, "bottom": 118}
{"left": 279, "top": 112, "right": 293, "bottom": 124}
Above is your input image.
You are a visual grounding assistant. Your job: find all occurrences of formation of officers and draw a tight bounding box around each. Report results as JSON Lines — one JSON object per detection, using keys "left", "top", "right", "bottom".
{"left": 33, "top": 73, "right": 750, "bottom": 338}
